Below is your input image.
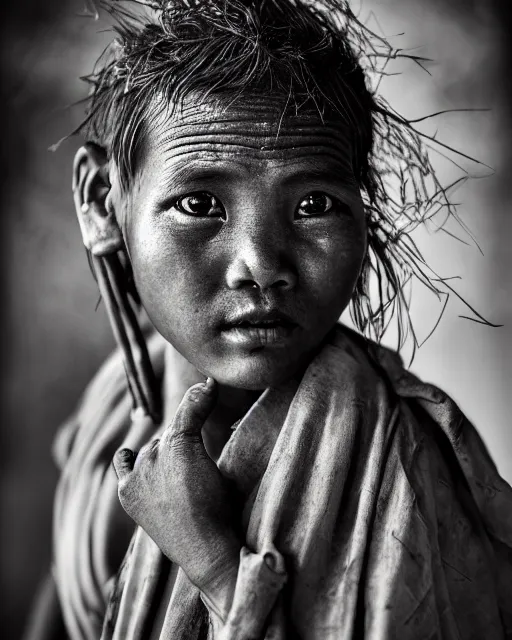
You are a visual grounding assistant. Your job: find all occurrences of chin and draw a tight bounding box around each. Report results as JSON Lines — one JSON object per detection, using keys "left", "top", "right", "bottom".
{"left": 206, "top": 350, "right": 304, "bottom": 390}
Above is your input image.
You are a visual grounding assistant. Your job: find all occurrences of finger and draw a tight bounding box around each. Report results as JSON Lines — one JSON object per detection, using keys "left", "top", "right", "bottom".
{"left": 133, "top": 437, "right": 160, "bottom": 469}
{"left": 162, "top": 377, "right": 218, "bottom": 445}
{"left": 113, "top": 448, "right": 136, "bottom": 479}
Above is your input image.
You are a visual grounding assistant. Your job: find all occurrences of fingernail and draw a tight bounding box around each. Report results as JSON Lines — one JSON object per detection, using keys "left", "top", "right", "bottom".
{"left": 203, "top": 377, "right": 216, "bottom": 394}
{"left": 116, "top": 448, "right": 134, "bottom": 460}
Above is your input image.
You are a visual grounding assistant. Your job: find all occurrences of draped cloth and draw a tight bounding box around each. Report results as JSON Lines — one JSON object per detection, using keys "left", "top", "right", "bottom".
{"left": 52, "top": 325, "right": 512, "bottom": 639}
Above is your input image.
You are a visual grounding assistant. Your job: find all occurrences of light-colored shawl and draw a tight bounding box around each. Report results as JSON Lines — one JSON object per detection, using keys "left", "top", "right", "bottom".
{"left": 53, "top": 325, "right": 512, "bottom": 639}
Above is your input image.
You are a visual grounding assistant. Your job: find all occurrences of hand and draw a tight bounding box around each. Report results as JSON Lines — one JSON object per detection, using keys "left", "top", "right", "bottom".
{"left": 113, "top": 378, "right": 240, "bottom": 619}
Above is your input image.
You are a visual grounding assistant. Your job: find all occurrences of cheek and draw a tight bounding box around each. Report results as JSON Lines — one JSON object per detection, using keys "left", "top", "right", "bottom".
{"left": 127, "top": 216, "right": 218, "bottom": 339}
{"left": 297, "top": 216, "right": 367, "bottom": 314}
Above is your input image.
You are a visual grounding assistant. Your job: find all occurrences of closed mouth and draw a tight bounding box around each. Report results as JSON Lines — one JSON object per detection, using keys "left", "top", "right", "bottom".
{"left": 220, "top": 311, "right": 298, "bottom": 347}
{"left": 230, "top": 318, "right": 296, "bottom": 329}
{"left": 221, "top": 309, "right": 298, "bottom": 330}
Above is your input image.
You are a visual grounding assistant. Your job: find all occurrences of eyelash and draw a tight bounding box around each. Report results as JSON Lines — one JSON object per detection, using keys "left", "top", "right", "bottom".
{"left": 295, "top": 192, "right": 351, "bottom": 218}
{"left": 168, "top": 191, "right": 350, "bottom": 219}
{"left": 172, "top": 192, "right": 225, "bottom": 218}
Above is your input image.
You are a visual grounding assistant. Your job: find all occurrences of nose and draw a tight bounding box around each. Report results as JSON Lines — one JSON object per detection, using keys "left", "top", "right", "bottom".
{"left": 225, "top": 224, "right": 297, "bottom": 292}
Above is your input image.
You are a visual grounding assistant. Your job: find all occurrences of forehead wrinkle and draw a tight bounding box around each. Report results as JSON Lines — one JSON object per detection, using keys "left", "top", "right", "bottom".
{"left": 146, "top": 144, "right": 355, "bottom": 187}
{"left": 156, "top": 137, "right": 353, "bottom": 155}
{"left": 146, "top": 101, "right": 354, "bottom": 154}
{"left": 133, "top": 92, "right": 361, "bottom": 186}
{"left": 158, "top": 153, "right": 356, "bottom": 186}
{"left": 150, "top": 125, "right": 354, "bottom": 169}
{"left": 138, "top": 98, "right": 358, "bottom": 191}
{"left": 153, "top": 122, "right": 353, "bottom": 145}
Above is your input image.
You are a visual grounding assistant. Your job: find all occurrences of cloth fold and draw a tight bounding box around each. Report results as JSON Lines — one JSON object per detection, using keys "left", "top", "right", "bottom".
{"left": 53, "top": 325, "right": 512, "bottom": 639}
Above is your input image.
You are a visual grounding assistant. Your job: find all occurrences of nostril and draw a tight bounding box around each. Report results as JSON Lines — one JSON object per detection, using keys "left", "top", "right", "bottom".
{"left": 238, "top": 279, "right": 290, "bottom": 291}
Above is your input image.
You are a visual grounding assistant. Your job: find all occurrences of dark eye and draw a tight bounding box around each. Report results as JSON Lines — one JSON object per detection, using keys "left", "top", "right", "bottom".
{"left": 174, "top": 192, "right": 224, "bottom": 217}
{"left": 296, "top": 192, "right": 334, "bottom": 218}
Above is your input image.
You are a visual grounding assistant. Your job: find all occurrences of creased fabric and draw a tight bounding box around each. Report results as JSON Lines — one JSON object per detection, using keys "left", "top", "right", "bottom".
{"left": 52, "top": 331, "right": 167, "bottom": 640}
{"left": 53, "top": 325, "right": 512, "bottom": 639}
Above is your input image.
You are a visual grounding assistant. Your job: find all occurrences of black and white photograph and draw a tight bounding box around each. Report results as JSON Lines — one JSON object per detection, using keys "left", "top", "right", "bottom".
{"left": 1, "top": 1, "right": 511, "bottom": 638}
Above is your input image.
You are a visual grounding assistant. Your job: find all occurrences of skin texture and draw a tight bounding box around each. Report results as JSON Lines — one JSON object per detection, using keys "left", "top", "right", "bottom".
{"left": 113, "top": 378, "right": 240, "bottom": 622}
{"left": 110, "top": 96, "right": 367, "bottom": 392}
{"left": 105, "top": 95, "right": 368, "bottom": 625}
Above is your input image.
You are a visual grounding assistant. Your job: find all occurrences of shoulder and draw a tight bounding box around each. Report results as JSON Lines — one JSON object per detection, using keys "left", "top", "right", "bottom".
{"left": 332, "top": 323, "right": 512, "bottom": 545}
{"left": 328, "top": 322, "right": 499, "bottom": 475}
{"left": 329, "top": 323, "right": 446, "bottom": 403}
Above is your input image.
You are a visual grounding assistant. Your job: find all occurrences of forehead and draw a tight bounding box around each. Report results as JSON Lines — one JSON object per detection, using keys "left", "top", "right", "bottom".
{"left": 137, "top": 94, "right": 356, "bottom": 183}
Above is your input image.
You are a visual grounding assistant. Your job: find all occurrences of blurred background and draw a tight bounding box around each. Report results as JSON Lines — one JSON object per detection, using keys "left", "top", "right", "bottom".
{"left": 0, "top": 0, "right": 511, "bottom": 637}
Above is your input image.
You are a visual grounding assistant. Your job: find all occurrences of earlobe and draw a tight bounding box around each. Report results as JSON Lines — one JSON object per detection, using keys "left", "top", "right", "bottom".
{"left": 72, "top": 143, "right": 124, "bottom": 256}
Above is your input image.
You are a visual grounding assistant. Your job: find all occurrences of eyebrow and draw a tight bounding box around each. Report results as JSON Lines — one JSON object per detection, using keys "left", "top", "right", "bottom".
{"left": 158, "top": 158, "right": 356, "bottom": 192}
{"left": 279, "top": 166, "right": 357, "bottom": 188}
{"left": 159, "top": 161, "right": 248, "bottom": 191}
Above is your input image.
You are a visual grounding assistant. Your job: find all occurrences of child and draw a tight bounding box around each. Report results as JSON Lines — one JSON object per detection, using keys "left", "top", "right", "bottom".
{"left": 28, "top": 0, "right": 512, "bottom": 638}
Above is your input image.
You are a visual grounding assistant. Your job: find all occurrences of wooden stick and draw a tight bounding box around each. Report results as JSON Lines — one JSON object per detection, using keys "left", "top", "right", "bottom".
{"left": 92, "top": 252, "right": 161, "bottom": 423}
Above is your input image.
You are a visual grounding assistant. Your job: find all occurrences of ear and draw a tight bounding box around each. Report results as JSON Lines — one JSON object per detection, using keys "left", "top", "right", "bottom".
{"left": 72, "top": 143, "right": 124, "bottom": 256}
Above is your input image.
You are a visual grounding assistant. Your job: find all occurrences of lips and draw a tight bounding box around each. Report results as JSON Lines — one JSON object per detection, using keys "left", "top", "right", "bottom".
{"left": 220, "top": 309, "right": 298, "bottom": 348}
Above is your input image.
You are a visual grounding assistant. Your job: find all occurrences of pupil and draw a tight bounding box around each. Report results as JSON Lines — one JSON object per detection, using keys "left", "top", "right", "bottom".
{"left": 189, "top": 195, "right": 211, "bottom": 212}
{"left": 303, "top": 194, "right": 326, "bottom": 214}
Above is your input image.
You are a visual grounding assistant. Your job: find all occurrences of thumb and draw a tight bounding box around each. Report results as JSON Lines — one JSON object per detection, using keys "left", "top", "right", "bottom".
{"left": 113, "top": 447, "right": 136, "bottom": 479}
{"left": 162, "top": 377, "right": 218, "bottom": 447}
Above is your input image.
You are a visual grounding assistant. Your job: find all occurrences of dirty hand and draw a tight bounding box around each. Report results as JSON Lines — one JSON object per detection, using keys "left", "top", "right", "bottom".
{"left": 113, "top": 378, "right": 240, "bottom": 618}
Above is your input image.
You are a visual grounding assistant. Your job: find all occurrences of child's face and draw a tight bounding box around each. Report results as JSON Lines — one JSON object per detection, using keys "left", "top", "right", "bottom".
{"left": 119, "top": 97, "right": 367, "bottom": 389}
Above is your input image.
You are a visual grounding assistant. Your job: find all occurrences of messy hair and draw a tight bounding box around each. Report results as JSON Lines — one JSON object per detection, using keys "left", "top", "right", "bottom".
{"left": 73, "top": 0, "right": 495, "bottom": 356}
